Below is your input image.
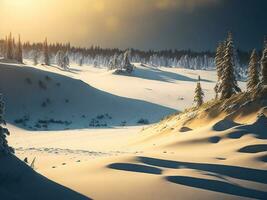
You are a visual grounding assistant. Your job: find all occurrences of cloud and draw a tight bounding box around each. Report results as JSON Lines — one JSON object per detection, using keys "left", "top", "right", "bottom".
{"left": 0, "top": 0, "right": 219, "bottom": 49}
{"left": 154, "top": 0, "right": 217, "bottom": 11}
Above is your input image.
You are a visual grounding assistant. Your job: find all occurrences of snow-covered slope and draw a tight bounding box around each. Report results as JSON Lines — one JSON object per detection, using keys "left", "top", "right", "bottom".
{"left": 0, "top": 62, "right": 197, "bottom": 130}
{"left": 3, "top": 60, "right": 261, "bottom": 200}
{"left": 1, "top": 61, "right": 241, "bottom": 130}
{"left": 0, "top": 154, "right": 90, "bottom": 200}
{"left": 11, "top": 90, "right": 265, "bottom": 200}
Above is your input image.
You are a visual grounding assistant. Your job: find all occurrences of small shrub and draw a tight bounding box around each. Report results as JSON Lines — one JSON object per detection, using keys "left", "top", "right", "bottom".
{"left": 24, "top": 157, "right": 28, "bottom": 163}
{"left": 38, "top": 80, "right": 47, "bottom": 90}
{"left": 41, "top": 102, "right": 47, "bottom": 107}
{"left": 97, "top": 114, "right": 105, "bottom": 120}
{"left": 45, "top": 75, "right": 51, "bottom": 81}
{"left": 34, "top": 123, "right": 41, "bottom": 128}
{"left": 121, "top": 121, "right": 127, "bottom": 126}
{"left": 46, "top": 98, "right": 51, "bottom": 104}
{"left": 25, "top": 78, "right": 32, "bottom": 85}
{"left": 137, "top": 118, "right": 149, "bottom": 125}
{"left": 14, "top": 119, "right": 24, "bottom": 124}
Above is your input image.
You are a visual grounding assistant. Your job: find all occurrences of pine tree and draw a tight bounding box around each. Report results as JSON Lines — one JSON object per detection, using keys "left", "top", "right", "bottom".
{"left": 33, "top": 50, "right": 39, "bottom": 66}
{"left": 0, "top": 94, "right": 13, "bottom": 155}
{"left": 79, "top": 55, "right": 84, "bottom": 66}
{"left": 56, "top": 50, "right": 64, "bottom": 67}
{"left": 109, "top": 53, "right": 119, "bottom": 70}
{"left": 247, "top": 49, "right": 259, "bottom": 91}
{"left": 4, "top": 36, "right": 8, "bottom": 59}
{"left": 62, "top": 53, "right": 70, "bottom": 69}
{"left": 43, "top": 38, "right": 50, "bottom": 65}
{"left": 6, "top": 33, "right": 13, "bottom": 60}
{"left": 218, "top": 32, "right": 241, "bottom": 99}
{"left": 16, "top": 35, "right": 23, "bottom": 63}
{"left": 261, "top": 37, "right": 267, "bottom": 85}
{"left": 56, "top": 50, "right": 69, "bottom": 69}
{"left": 194, "top": 76, "right": 204, "bottom": 107}
{"left": 214, "top": 42, "right": 224, "bottom": 98}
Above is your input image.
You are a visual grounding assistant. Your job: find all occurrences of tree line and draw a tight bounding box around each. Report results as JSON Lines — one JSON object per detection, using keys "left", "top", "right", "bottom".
{"left": 1, "top": 33, "right": 23, "bottom": 63}
{"left": 194, "top": 32, "right": 267, "bottom": 107}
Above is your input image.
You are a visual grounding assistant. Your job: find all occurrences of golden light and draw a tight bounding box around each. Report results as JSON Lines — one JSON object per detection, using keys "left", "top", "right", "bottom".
{"left": 2, "top": 0, "right": 36, "bottom": 7}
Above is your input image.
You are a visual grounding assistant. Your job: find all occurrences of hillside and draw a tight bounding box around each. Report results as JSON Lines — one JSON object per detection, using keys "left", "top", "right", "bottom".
{"left": 0, "top": 61, "right": 230, "bottom": 130}
{"left": 28, "top": 89, "right": 265, "bottom": 200}
{"left": 0, "top": 62, "right": 181, "bottom": 130}
{"left": 2, "top": 61, "right": 266, "bottom": 200}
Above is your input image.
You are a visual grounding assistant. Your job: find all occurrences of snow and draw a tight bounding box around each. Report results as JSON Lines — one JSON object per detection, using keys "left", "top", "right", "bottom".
{"left": 1, "top": 61, "right": 245, "bottom": 130}
{"left": 1, "top": 60, "right": 263, "bottom": 200}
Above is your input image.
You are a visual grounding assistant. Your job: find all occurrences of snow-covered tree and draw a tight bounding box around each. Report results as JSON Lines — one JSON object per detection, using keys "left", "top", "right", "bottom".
{"left": 218, "top": 32, "right": 241, "bottom": 99}
{"left": 122, "top": 50, "right": 134, "bottom": 73}
{"left": 56, "top": 50, "right": 69, "bottom": 69}
{"left": 56, "top": 50, "right": 64, "bottom": 66}
{"left": 43, "top": 38, "right": 50, "bottom": 65}
{"left": 194, "top": 76, "right": 204, "bottom": 107}
{"left": 16, "top": 35, "right": 23, "bottom": 63}
{"left": 6, "top": 33, "right": 14, "bottom": 60}
{"left": 109, "top": 53, "right": 119, "bottom": 70}
{"left": 33, "top": 50, "right": 39, "bottom": 65}
{"left": 247, "top": 49, "right": 259, "bottom": 91}
{"left": 79, "top": 55, "right": 84, "bottom": 66}
{"left": 62, "top": 53, "right": 70, "bottom": 69}
{"left": 261, "top": 38, "right": 267, "bottom": 85}
{"left": 214, "top": 42, "right": 225, "bottom": 98}
{"left": 0, "top": 94, "right": 13, "bottom": 155}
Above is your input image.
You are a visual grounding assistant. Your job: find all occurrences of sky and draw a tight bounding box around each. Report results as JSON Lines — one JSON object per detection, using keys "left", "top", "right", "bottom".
{"left": 0, "top": 0, "right": 266, "bottom": 51}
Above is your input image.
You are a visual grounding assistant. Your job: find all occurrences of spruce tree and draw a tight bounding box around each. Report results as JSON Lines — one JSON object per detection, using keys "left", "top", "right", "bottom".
{"left": 16, "top": 35, "right": 23, "bottom": 63}
{"left": 219, "top": 32, "right": 241, "bottom": 99}
{"left": 261, "top": 38, "right": 267, "bottom": 85}
{"left": 0, "top": 94, "right": 13, "bottom": 155}
{"left": 43, "top": 38, "right": 50, "bottom": 65}
{"left": 12, "top": 37, "right": 16, "bottom": 59}
{"left": 247, "top": 49, "right": 259, "bottom": 91}
{"left": 33, "top": 50, "right": 39, "bottom": 66}
{"left": 4, "top": 36, "right": 8, "bottom": 59}
{"left": 122, "top": 50, "right": 134, "bottom": 73}
{"left": 62, "top": 53, "right": 70, "bottom": 70}
{"left": 6, "top": 33, "right": 13, "bottom": 60}
{"left": 79, "top": 55, "right": 84, "bottom": 66}
{"left": 194, "top": 76, "right": 204, "bottom": 107}
{"left": 56, "top": 50, "right": 64, "bottom": 67}
{"left": 214, "top": 42, "right": 224, "bottom": 98}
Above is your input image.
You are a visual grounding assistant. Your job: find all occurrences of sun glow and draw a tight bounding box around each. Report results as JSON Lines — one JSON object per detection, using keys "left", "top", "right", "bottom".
{"left": 2, "top": 0, "right": 35, "bottom": 7}
{"left": 0, "top": 0, "right": 217, "bottom": 49}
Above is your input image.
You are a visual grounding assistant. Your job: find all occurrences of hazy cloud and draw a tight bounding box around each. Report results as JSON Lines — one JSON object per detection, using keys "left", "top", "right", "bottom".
{"left": 154, "top": 0, "right": 217, "bottom": 11}
{"left": 0, "top": 0, "right": 265, "bottom": 50}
